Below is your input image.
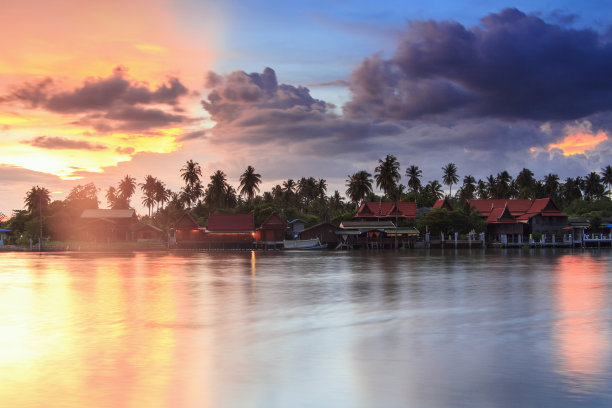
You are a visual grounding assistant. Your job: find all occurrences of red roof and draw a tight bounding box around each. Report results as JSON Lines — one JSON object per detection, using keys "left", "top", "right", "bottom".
{"left": 486, "top": 204, "right": 517, "bottom": 223}
{"left": 517, "top": 198, "right": 567, "bottom": 220}
{"left": 207, "top": 214, "right": 254, "bottom": 232}
{"left": 433, "top": 198, "right": 453, "bottom": 210}
{"left": 466, "top": 199, "right": 532, "bottom": 217}
{"left": 258, "top": 211, "right": 287, "bottom": 230}
{"left": 173, "top": 213, "right": 201, "bottom": 230}
{"left": 355, "top": 201, "right": 417, "bottom": 219}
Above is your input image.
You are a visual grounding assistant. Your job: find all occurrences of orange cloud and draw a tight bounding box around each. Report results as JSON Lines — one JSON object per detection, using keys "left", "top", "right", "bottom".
{"left": 548, "top": 130, "right": 608, "bottom": 155}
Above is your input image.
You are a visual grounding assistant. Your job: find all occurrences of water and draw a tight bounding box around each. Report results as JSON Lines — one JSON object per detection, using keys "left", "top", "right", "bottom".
{"left": 1, "top": 249, "right": 611, "bottom": 408}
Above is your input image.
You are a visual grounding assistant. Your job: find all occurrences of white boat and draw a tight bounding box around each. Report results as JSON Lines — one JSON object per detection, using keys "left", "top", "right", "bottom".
{"left": 283, "top": 238, "right": 326, "bottom": 249}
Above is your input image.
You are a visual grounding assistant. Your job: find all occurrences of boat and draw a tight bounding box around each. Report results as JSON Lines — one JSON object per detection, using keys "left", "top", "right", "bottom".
{"left": 283, "top": 238, "right": 327, "bottom": 249}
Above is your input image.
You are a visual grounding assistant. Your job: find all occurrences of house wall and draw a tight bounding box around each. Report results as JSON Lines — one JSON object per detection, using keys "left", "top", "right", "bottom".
{"left": 530, "top": 216, "right": 568, "bottom": 234}
{"left": 299, "top": 225, "right": 339, "bottom": 244}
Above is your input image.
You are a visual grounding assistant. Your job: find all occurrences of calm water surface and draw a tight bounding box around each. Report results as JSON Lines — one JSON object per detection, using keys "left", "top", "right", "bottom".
{"left": 1, "top": 249, "right": 611, "bottom": 408}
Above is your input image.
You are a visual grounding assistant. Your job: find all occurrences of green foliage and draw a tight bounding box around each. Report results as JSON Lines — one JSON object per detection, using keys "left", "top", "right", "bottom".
{"left": 563, "top": 199, "right": 612, "bottom": 218}
{"left": 416, "top": 207, "right": 486, "bottom": 236}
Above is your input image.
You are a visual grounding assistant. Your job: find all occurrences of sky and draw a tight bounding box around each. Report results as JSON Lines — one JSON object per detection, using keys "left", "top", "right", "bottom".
{"left": 2, "top": 0, "right": 612, "bottom": 216}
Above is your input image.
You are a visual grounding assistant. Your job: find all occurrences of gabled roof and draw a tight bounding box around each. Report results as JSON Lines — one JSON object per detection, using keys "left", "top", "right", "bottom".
{"left": 258, "top": 211, "right": 287, "bottom": 230}
{"left": 433, "top": 198, "right": 454, "bottom": 211}
{"left": 517, "top": 198, "right": 567, "bottom": 220}
{"left": 173, "top": 213, "right": 201, "bottom": 230}
{"left": 207, "top": 213, "right": 254, "bottom": 232}
{"left": 466, "top": 199, "right": 532, "bottom": 217}
{"left": 354, "top": 201, "right": 417, "bottom": 219}
{"left": 486, "top": 203, "right": 517, "bottom": 223}
{"left": 134, "top": 223, "right": 163, "bottom": 233}
{"left": 81, "top": 209, "right": 136, "bottom": 219}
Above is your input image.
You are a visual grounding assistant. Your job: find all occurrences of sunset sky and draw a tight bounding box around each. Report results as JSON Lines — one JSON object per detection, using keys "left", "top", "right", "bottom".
{"left": 2, "top": 0, "right": 612, "bottom": 215}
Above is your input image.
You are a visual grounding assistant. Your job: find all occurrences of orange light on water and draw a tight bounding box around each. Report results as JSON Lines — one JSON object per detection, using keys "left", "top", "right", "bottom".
{"left": 553, "top": 255, "right": 610, "bottom": 393}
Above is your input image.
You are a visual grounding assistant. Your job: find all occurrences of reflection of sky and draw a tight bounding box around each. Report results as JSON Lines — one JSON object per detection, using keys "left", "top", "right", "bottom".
{"left": 554, "top": 254, "right": 611, "bottom": 394}
{"left": 2, "top": 251, "right": 612, "bottom": 407}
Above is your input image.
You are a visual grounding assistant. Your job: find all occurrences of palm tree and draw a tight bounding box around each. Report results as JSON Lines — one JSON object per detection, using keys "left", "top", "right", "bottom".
{"left": 458, "top": 175, "right": 476, "bottom": 200}
{"left": 317, "top": 178, "right": 327, "bottom": 201}
{"left": 583, "top": 172, "right": 606, "bottom": 201}
{"left": 238, "top": 165, "right": 262, "bottom": 204}
{"left": 374, "top": 155, "right": 401, "bottom": 198}
{"left": 476, "top": 179, "right": 488, "bottom": 199}
{"left": 24, "top": 186, "right": 51, "bottom": 213}
{"left": 345, "top": 171, "right": 373, "bottom": 204}
{"left": 601, "top": 165, "right": 612, "bottom": 199}
{"left": 486, "top": 175, "right": 497, "bottom": 198}
{"left": 154, "top": 180, "right": 170, "bottom": 210}
{"left": 282, "top": 179, "right": 296, "bottom": 205}
{"left": 405, "top": 165, "right": 423, "bottom": 193}
{"left": 205, "top": 170, "right": 229, "bottom": 208}
{"left": 180, "top": 160, "right": 202, "bottom": 187}
{"left": 426, "top": 180, "right": 444, "bottom": 200}
{"left": 560, "top": 177, "right": 582, "bottom": 204}
{"left": 516, "top": 168, "right": 536, "bottom": 199}
{"left": 140, "top": 175, "right": 158, "bottom": 216}
{"left": 117, "top": 175, "right": 136, "bottom": 208}
{"left": 105, "top": 186, "right": 119, "bottom": 209}
{"left": 543, "top": 173, "right": 560, "bottom": 199}
{"left": 495, "top": 171, "right": 513, "bottom": 198}
{"left": 442, "top": 163, "right": 459, "bottom": 198}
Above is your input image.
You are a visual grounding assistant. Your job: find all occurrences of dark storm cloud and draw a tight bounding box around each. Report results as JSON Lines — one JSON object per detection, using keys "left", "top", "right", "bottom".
{"left": 45, "top": 67, "right": 188, "bottom": 112}
{"left": 22, "top": 136, "right": 107, "bottom": 151}
{"left": 0, "top": 67, "right": 191, "bottom": 132}
{"left": 202, "top": 67, "right": 328, "bottom": 124}
{"left": 344, "top": 8, "right": 612, "bottom": 121}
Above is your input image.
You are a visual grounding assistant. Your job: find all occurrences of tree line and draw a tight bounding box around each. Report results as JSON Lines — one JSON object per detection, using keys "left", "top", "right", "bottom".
{"left": 2, "top": 155, "right": 612, "bottom": 244}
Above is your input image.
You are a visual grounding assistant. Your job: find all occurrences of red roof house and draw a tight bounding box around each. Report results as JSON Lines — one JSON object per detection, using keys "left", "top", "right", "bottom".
{"left": 79, "top": 209, "right": 137, "bottom": 242}
{"left": 354, "top": 201, "right": 417, "bottom": 220}
{"left": 255, "top": 211, "right": 287, "bottom": 242}
{"left": 207, "top": 214, "right": 254, "bottom": 232}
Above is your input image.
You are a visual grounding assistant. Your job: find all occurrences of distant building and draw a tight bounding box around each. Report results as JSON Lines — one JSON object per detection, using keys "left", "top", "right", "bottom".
{"left": 298, "top": 222, "right": 339, "bottom": 247}
{"left": 354, "top": 201, "right": 417, "bottom": 221}
{"left": 79, "top": 209, "right": 137, "bottom": 242}
{"left": 287, "top": 219, "right": 307, "bottom": 238}
{"left": 172, "top": 213, "right": 255, "bottom": 248}
{"left": 255, "top": 212, "right": 287, "bottom": 242}
{"left": 134, "top": 223, "right": 164, "bottom": 242}
{"left": 0, "top": 228, "right": 10, "bottom": 246}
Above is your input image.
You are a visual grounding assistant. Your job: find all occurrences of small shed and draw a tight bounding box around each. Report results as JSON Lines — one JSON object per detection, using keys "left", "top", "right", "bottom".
{"left": 0, "top": 228, "right": 10, "bottom": 246}
{"left": 288, "top": 219, "right": 307, "bottom": 238}
{"left": 79, "top": 209, "right": 137, "bottom": 242}
{"left": 134, "top": 224, "right": 164, "bottom": 242}
{"left": 256, "top": 211, "right": 287, "bottom": 242}
{"left": 298, "top": 223, "right": 339, "bottom": 247}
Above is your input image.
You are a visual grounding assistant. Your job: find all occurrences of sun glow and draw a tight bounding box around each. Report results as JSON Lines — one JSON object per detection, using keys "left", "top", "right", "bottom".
{"left": 548, "top": 130, "right": 608, "bottom": 156}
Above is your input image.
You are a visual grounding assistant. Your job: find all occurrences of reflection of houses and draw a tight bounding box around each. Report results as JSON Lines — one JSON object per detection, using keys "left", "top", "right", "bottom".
{"left": 354, "top": 201, "right": 417, "bottom": 221}
{"left": 255, "top": 212, "right": 287, "bottom": 242}
{"left": 338, "top": 220, "right": 419, "bottom": 249}
{"left": 79, "top": 209, "right": 137, "bottom": 242}
{"left": 172, "top": 213, "right": 255, "bottom": 249}
{"left": 298, "top": 222, "right": 339, "bottom": 248}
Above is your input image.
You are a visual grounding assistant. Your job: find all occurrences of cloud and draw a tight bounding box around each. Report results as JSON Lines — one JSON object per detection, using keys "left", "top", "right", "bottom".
{"left": 0, "top": 78, "right": 54, "bottom": 108}
{"left": 1, "top": 67, "right": 192, "bottom": 132}
{"left": 23, "top": 136, "right": 107, "bottom": 151}
{"left": 344, "top": 8, "right": 612, "bottom": 122}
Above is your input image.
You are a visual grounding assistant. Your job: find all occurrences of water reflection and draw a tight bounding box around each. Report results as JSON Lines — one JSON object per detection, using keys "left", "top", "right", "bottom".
{"left": 554, "top": 254, "right": 611, "bottom": 395}
{"left": 1, "top": 250, "right": 612, "bottom": 407}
